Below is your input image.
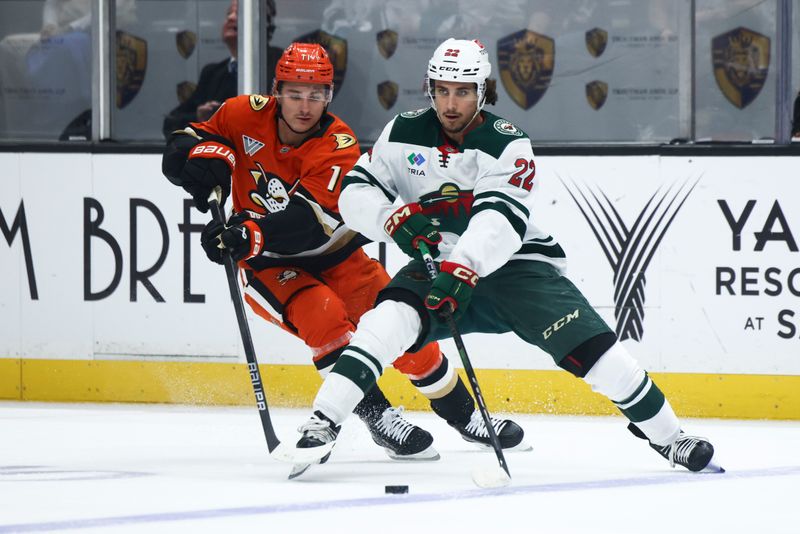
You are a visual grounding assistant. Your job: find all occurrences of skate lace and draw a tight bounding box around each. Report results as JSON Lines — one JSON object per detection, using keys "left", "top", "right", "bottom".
{"left": 374, "top": 407, "right": 415, "bottom": 444}
{"left": 463, "top": 411, "right": 506, "bottom": 438}
{"left": 298, "top": 414, "right": 337, "bottom": 442}
{"left": 667, "top": 433, "right": 705, "bottom": 468}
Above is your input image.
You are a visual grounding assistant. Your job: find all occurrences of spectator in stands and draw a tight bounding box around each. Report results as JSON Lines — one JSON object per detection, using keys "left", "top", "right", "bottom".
{"left": 39, "top": 0, "right": 136, "bottom": 38}
{"left": 162, "top": 0, "right": 281, "bottom": 138}
{"left": 0, "top": 0, "right": 135, "bottom": 140}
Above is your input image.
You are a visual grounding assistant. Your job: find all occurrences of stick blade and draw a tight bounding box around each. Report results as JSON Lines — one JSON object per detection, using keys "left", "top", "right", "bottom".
{"left": 471, "top": 466, "right": 512, "bottom": 489}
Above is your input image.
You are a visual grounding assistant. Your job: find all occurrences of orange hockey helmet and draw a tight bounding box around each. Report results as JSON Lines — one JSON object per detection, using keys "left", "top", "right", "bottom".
{"left": 274, "top": 42, "right": 334, "bottom": 87}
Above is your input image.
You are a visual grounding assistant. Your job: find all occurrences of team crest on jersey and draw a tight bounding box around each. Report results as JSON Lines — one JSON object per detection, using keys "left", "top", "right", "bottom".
{"left": 276, "top": 270, "right": 299, "bottom": 285}
{"left": 249, "top": 95, "right": 270, "bottom": 111}
{"left": 243, "top": 135, "right": 265, "bottom": 156}
{"left": 332, "top": 133, "right": 357, "bottom": 150}
{"left": 497, "top": 29, "right": 555, "bottom": 110}
{"left": 248, "top": 162, "right": 290, "bottom": 213}
{"left": 493, "top": 119, "right": 523, "bottom": 137}
{"left": 712, "top": 27, "right": 770, "bottom": 109}
{"left": 419, "top": 183, "right": 474, "bottom": 234}
{"left": 400, "top": 108, "right": 427, "bottom": 119}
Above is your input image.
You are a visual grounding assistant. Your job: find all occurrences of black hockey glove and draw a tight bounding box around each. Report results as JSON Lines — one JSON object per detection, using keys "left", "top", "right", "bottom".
{"left": 201, "top": 213, "right": 265, "bottom": 263}
{"left": 384, "top": 202, "right": 441, "bottom": 261}
{"left": 179, "top": 140, "right": 236, "bottom": 212}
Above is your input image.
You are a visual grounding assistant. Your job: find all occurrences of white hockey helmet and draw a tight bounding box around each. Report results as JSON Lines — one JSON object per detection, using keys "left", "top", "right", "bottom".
{"left": 426, "top": 38, "right": 492, "bottom": 111}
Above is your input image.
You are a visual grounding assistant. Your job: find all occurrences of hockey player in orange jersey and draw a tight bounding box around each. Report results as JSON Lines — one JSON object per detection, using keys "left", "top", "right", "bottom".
{"left": 162, "top": 42, "right": 527, "bottom": 465}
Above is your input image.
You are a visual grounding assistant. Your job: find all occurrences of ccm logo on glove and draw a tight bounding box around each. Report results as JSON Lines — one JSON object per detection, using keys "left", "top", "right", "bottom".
{"left": 189, "top": 141, "right": 237, "bottom": 169}
{"left": 425, "top": 261, "right": 479, "bottom": 320}
{"left": 448, "top": 264, "right": 479, "bottom": 287}
{"left": 384, "top": 203, "right": 419, "bottom": 236}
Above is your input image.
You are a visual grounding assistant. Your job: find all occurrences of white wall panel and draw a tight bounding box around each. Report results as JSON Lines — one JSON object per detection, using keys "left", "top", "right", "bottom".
{"left": 0, "top": 153, "right": 22, "bottom": 358}
{"left": 1, "top": 152, "right": 797, "bottom": 377}
{"left": 18, "top": 153, "right": 93, "bottom": 359}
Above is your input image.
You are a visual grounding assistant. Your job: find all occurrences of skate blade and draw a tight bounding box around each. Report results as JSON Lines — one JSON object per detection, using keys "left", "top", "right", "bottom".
{"left": 510, "top": 440, "right": 533, "bottom": 452}
{"left": 288, "top": 463, "right": 312, "bottom": 480}
{"left": 472, "top": 439, "right": 533, "bottom": 453}
{"left": 385, "top": 445, "right": 440, "bottom": 461}
{"left": 701, "top": 456, "right": 725, "bottom": 473}
{"left": 287, "top": 451, "right": 332, "bottom": 480}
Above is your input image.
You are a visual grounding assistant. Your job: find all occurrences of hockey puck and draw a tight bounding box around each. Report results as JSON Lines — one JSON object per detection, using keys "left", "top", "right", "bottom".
{"left": 384, "top": 485, "right": 409, "bottom": 494}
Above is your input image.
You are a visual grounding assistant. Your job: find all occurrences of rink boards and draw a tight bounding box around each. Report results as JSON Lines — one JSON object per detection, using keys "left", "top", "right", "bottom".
{"left": 1, "top": 152, "right": 799, "bottom": 419}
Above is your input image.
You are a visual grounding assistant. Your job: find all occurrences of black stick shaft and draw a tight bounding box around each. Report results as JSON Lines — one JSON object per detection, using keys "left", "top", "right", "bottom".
{"left": 417, "top": 243, "right": 510, "bottom": 478}
{"left": 209, "top": 195, "right": 280, "bottom": 452}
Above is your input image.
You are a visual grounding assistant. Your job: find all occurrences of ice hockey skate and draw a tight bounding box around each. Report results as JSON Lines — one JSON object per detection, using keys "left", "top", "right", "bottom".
{"left": 288, "top": 411, "right": 340, "bottom": 479}
{"left": 628, "top": 423, "right": 724, "bottom": 473}
{"left": 366, "top": 406, "right": 439, "bottom": 460}
{"left": 450, "top": 411, "right": 531, "bottom": 451}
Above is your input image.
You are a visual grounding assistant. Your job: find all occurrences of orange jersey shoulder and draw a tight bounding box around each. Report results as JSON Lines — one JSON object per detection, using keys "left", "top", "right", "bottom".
{"left": 191, "top": 94, "right": 276, "bottom": 141}
{"left": 294, "top": 113, "right": 361, "bottom": 214}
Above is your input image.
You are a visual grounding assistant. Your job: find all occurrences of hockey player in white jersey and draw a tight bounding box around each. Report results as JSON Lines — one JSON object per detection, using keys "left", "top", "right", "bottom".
{"left": 293, "top": 38, "right": 720, "bottom": 474}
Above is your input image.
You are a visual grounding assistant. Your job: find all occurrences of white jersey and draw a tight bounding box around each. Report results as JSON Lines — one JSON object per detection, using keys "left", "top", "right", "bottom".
{"left": 339, "top": 107, "right": 566, "bottom": 277}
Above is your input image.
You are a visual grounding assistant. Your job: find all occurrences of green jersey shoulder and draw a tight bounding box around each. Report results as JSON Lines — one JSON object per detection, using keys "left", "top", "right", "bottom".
{"left": 462, "top": 111, "right": 529, "bottom": 159}
{"left": 389, "top": 107, "right": 439, "bottom": 146}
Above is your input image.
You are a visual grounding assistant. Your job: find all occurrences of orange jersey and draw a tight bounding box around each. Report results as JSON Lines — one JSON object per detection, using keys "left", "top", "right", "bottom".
{"left": 189, "top": 94, "right": 366, "bottom": 270}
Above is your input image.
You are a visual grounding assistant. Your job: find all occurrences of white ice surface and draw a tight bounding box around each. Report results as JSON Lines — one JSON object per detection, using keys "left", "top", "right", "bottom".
{"left": 1, "top": 402, "right": 798, "bottom": 533}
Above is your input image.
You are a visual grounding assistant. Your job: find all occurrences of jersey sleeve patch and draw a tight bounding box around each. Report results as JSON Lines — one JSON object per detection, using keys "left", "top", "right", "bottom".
{"left": 463, "top": 112, "right": 529, "bottom": 159}
{"left": 332, "top": 133, "right": 357, "bottom": 150}
{"left": 493, "top": 119, "right": 524, "bottom": 137}
{"left": 249, "top": 94, "right": 270, "bottom": 111}
{"left": 400, "top": 108, "right": 428, "bottom": 118}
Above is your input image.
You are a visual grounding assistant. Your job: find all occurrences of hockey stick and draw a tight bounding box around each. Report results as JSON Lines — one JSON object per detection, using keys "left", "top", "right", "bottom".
{"left": 417, "top": 242, "right": 511, "bottom": 487}
{"left": 207, "top": 189, "right": 334, "bottom": 465}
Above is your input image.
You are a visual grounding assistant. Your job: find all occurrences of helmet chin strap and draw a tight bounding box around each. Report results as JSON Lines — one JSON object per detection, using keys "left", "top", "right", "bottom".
{"left": 456, "top": 106, "right": 483, "bottom": 134}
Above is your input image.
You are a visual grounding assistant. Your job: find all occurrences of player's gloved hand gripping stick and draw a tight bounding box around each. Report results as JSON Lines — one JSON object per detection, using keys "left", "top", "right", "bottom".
{"left": 417, "top": 242, "right": 512, "bottom": 488}
{"left": 206, "top": 188, "right": 334, "bottom": 466}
